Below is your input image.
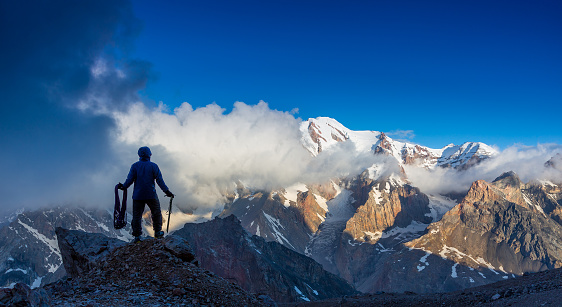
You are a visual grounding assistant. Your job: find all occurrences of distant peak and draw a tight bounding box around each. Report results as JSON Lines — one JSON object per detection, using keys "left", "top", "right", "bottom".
{"left": 492, "top": 171, "right": 522, "bottom": 188}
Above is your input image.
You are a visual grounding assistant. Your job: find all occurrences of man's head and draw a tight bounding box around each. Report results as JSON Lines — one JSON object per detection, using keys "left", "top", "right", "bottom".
{"left": 138, "top": 146, "right": 152, "bottom": 161}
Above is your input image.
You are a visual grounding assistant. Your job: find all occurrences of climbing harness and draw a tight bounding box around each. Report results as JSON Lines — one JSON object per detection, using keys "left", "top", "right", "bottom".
{"left": 114, "top": 184, "right": 127, "bottom": 229}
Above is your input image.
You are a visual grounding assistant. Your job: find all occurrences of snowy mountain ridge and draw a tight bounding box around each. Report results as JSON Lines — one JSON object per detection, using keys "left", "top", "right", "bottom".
{"left": 301, "top": 117, "right": 498, "bottom": 170}
{"left": 0, "top": 206, "right": 133, "bottom": 289}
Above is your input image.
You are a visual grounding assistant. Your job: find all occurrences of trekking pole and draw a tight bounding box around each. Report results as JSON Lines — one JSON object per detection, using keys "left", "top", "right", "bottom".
{"left": 166, "top": 195, "right": 174, "bottom": 233}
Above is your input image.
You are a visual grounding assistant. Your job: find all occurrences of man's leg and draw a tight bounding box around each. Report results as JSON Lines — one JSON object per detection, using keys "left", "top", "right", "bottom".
{"left": 147, "top": 198, "right": 163, "bottom": 234}
{"left": 131, "top": 200, "right": 146, "bottom": 238}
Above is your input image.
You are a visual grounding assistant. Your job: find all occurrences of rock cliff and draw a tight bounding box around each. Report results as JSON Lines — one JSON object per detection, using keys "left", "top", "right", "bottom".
{"left": 407, "top": 172, "right": 562, "bottom": 275}
{"left": 173, "top": 215, "right": 357, "bottom": 303}
{"left": 49, "top": 228, "right": 266, "bottom": 306}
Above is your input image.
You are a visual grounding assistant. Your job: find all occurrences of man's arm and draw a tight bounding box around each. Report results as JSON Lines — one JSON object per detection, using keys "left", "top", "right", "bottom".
{"left": 154, "top": 164, "right": 172, "bottom": 196}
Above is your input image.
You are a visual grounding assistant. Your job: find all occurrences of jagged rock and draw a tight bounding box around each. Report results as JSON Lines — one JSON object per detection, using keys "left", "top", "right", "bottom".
{"left": 545, "top": 153, "right": 562, "bottom": 171}
{"left": 47, "top": 229, "right": 265, "bottom": 306}
{"left": 219, "top": 186, "right": 327, "bottom": 253}
{"left": 407, "top": 172, "right": 562, "bottom": 275}
{"left": 160, "top": 234, "right": 197, "bottom": 263}
{"left": 303, "top": 171, "right": 562, "bottom": 294}
{"left": 305, "top": 174, "right": 437, "bottom": 288}
{"left": 174, "top": 215, "right": 357, "bottom": 303}
{"left": 0, "top": 282, "right": 51, "bottom": 306}
{"left": 56, "top": 227, "right": 126, "bottom": 279}
{"left": 344, "top": 178, "right": 431, "bottom": 241}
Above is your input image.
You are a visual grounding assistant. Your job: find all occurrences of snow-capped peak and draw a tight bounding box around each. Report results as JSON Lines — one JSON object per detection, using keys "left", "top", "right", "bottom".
{"left": 300, "top": 117, "right": 497, "bottom": 170}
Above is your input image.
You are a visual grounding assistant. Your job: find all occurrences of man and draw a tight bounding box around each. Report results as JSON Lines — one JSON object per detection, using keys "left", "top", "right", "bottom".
{"left": 118, "top": 146, "right": 174, "bottom": 243}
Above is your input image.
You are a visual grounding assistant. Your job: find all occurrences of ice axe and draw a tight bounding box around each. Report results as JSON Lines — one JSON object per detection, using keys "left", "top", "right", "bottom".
{"left": 166, "top": 195, "right": 174, "bottom": 233}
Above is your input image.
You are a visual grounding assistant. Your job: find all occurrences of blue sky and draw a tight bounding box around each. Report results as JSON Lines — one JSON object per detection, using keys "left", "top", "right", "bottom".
{"left": 0, "top": 0, "right": 561, "bottom": 209}
{"left": 131, "top": 0, "right": 562, "bottom": 148}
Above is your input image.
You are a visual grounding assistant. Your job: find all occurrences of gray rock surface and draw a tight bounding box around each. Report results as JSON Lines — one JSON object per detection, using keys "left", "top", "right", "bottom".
{"left": 48, "top": 229, "right": 267, "bottom": 306}
{"left": 174, "top": 214, "right": 357, "bottom": 303}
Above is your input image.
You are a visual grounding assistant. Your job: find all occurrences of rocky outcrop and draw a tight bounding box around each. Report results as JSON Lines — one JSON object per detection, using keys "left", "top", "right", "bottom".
{"left": 307, "top": 175, "right": 438, "bottom": 287}
{"left": 307, "top": 181, "right": 339, "bottom": 204}
{"left": 401, "top": 144, "right": 436, "bottom": 165}
{"left": 0, "top": 282, "right": 50, "bottom": 307}
{"left": 56, "top": 227, "right": 127, "bottom": 278}
{"left": 373, "top": 132, "right": 393, "bottom": 155}
{"left": 407, "top": 172, "right": 562, "bottom": 275}
{"left": 56, "top": 228, "right": 197, "bottom": 278}
{"left": 174, "top": 215, "right": 357, "bottom": 303}
{"left": 220, "top": 185, "right": 328, "bottom": 253}
{"left": 343, "top": 178, "right": 431, "bottom": 242}
{"left": 304, "top": 172, "right": 562, "bottom": 294}
{"left": 296, "top": 191, "right": 327, "bottom": 234}
{"left": 49, "top": 229, "right": 265, "bottom": 306}
{"left": 545, "top": 153, "right": 562, "bottom": 171}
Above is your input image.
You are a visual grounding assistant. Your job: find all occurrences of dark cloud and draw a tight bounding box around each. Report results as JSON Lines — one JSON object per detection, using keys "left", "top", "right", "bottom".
{"left": 0, "top": 0, "right": 151, "bottom": 209}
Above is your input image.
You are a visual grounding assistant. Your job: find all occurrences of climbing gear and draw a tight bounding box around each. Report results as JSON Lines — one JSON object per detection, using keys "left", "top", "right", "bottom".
{"left": 155, "top": 231, "right": 164, "bottom": 239}
{"left": 166, "top": 195, "right": 174, "bottom": 233}
{"left": 114, "top": 184, "right": 127, "bottom": 229}
{"left": 132, "top": 236, "right": 141, "bottom": 244}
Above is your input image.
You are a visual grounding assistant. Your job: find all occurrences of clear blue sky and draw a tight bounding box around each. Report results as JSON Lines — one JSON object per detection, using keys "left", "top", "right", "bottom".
{"left": 131, "top": 0, "right": 562, "bottom": 149}
{"left": 0, "top": 0, "right": 561, "bottom": 209}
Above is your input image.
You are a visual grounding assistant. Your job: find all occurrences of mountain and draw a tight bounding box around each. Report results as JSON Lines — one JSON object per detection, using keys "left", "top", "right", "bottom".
{"left": 217, "top": 117, "right": 562, "bottom": 294}
{"left": 220, "top": 117, "right": 498, "bottom": 255}
{"left": 0, "top": 206, "right": 133, "bottom": 288}
{"left": 301, "top": 117, "right": 497, "bottom": 169}
{"left": 546, "top": 153, "right": 562, "bottom": 171}
{"left": 0, "top": 208, "right": 24, "bottom": 230}
{"left": 5, "top": 226, "right": 562, "bottom": 306}
{"left": 407, "top": 172, "right": 562, "bottom": 275}
{"left": 173, "top": 214, "right": 357, "bottom": 303}
{"left": 302, "top": 173, "right": 515, "bottom": 294}
{"left": 219, "top": 182, "right": 331, "bottom": 253}
{"left": 295, "top": 266, "right": 562, "bottom": 306}
{"left": 221, "top": 171, "right": 562, "bottom": 294}
{"left": 35, "top": 228, "right": 268, "bottom": 306}
{"left": 2, "top": 116, "right": 560, "bottom": 299}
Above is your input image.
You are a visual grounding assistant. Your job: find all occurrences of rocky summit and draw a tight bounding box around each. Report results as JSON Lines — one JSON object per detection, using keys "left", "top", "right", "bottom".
{"left": 407, "top": 171, "right": 562, "bottom": 275}
{"left": 1, "top": 228, "right": 273, "bottom": 307}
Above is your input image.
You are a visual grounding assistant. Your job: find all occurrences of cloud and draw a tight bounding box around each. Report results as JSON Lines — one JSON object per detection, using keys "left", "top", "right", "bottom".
{"left": 0, "top": 0, "right": 377, "bottom": 213}
{"left": 404, "top": 143, "right": 562, "bottom": 195}
{"left": 386, "top": 129, "right": 415, "bottom": 141}
{"left": 1, "top": 0, "right": 560, "bottom": 218}
{"left": 109, "top": 101, "right": 377, "bottom": 210}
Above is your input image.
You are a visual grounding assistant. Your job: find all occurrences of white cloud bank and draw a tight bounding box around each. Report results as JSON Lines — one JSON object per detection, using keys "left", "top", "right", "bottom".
{"left": 106, "top": 99, "right": 562, "bottom": 212}
{"left": 405, "top": 143, "right": 562, "bottom": 195}
{"left": 109, "top": 101, "right": 376, "bottom": 210}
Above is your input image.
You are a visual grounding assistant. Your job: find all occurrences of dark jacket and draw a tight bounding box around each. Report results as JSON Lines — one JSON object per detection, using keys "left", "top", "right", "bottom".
{"left": 123, "top": 147, "right": 170, "bottom": 200}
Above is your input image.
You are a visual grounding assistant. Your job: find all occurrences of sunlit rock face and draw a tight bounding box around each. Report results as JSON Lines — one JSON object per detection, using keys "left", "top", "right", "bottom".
{"left": 219, "top": 184, "right": 328, "bottom": 254}
{"left": 407, "top": 172, "right": 562, "bottom": 276}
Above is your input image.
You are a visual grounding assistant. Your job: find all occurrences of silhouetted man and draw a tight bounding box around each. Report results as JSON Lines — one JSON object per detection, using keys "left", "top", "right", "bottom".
{"left": 118, "top": 146, "right": 174, "bottom": 243}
